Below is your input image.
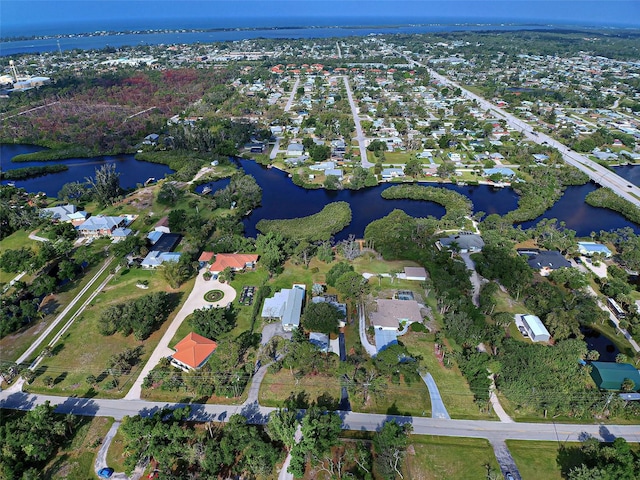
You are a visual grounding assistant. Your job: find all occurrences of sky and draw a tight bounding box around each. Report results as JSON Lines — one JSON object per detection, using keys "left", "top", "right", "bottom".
{"left": 2, "top": 0, "right": 640, "bottom": 37}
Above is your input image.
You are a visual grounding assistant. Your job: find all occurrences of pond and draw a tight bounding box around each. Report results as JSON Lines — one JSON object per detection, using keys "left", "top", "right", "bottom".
{"left": 580, "top": 326, "right": 621, "bottom": 362}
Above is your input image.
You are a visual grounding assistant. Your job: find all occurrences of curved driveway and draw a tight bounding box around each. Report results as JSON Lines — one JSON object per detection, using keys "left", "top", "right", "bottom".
{"left": 124, "top": 271, "right": 236, "bottom": 400}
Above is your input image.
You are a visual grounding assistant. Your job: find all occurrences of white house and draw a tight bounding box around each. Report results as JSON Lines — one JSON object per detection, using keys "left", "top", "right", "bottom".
{"left": 521, "top": 314, "right": 550, "bottom": 342}
{"left": 286, "top": 143, "right": 305, "bottom": 157}
{"left": 577, "top": 242, "right": 612, "bottom": 258}
{"left": 261, "top": 284, "right": 306, "bottom": 331}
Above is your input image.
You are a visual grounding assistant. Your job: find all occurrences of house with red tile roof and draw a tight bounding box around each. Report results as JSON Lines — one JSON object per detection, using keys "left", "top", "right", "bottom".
{"left": 207, "top": 253, "right": 259, "bottom": 274}
{"left": 171, "top": 332, "right": 217, "bottom": 371}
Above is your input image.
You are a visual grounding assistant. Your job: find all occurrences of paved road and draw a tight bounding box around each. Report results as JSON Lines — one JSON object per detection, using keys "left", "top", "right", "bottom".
{"left": 124, "top": 271, "right": 236, "bottom": 400}
{"left": 16, "top": 256, "right": 115, "bottom": 366}
{"left": 284, "top": 77, "right": 300, "bottom": 112}
{"left": 2, "top": 390, "right": 639, "bottom": 444}
{"left": 399, "top": 52, "right": 640, "bottom": 206}
{"left": 492, "top": 440, "right": 522, "bottom": 480}
{"left": 270, "top": 136, "right": 282, "bottom": 160}
{"left": 460, "top": 252, "right": 486, "bottom": 308}
{"left": 421, "top": 372, "right": 450, "bottom": 419}
{"left": 342, "top": 76, "right": 373, "bottom": 168}
{"left": 357, "top": 303, "right": 377, "bottom": 357}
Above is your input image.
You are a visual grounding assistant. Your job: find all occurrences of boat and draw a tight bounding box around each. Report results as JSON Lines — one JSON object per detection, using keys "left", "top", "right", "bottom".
{"left": 202, "top": 186, "right": 212, "bottom": 194}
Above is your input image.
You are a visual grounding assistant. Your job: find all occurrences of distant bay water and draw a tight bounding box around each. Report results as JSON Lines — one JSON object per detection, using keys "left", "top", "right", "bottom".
{"left": 0, "top": 22, "right": 561, "bottom": 56}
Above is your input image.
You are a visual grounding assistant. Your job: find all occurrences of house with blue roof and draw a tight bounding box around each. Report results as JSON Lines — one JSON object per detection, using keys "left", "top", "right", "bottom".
{"left": 141, "top": 251, "right": 181, "bottom": 268}
{"left": 77, "top": 216, "right": 128, "bottom": 238}
{"left": 41, "top": 204, "right": 88, "bottom": 224}
{"left": 577, "top": 242, "right": 612, "bottom": 258}
{"left": 483, "top": 167, "right": 515, "bottom": 177}
{"left": 261, "top": 284, "right": 306, "bottom": 331}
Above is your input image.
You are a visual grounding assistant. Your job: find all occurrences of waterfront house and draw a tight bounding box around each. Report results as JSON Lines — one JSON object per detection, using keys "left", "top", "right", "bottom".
{"left": 208, "top": 253, "right": 259, "bottom": 275}
{"left": 41, "top": 204, "right": 88, "bottom": 225}
{"left": 577, "top": 242, "right": 612, "bottom": 258}
{"left": 77, "top": 216, "right": 128, "bottom": 238}
{"left": 381, "top": 167, "right": 405, "bottom": 179}
{"left": 286, "top": 143, "right": 305, "bottom": 157}
{"left": 437, "top": 232, "right": 485, "bottom": 253}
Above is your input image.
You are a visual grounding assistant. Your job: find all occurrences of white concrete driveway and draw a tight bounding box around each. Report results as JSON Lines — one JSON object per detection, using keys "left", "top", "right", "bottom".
{"left": 124, "top": 271, "right": 236, "bottom": 400}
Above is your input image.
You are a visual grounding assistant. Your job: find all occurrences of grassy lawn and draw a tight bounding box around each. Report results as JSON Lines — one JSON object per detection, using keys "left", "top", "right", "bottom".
{"left": 259, "top": 369, "right": 342, "bottom": 408}
{"left": 402, "top": 331, "right": 492, "bottom": 420}
{"left": 382, "top": 151, "right": 415, "bottom": 164}
{"left": 25, "top": 270, "right": 194, "bottom": 399}
{"left": 404, "top": 435, "right": 499, "bottom": 480}
{"left": 43, "top": 416, "right": 114, "bottom": 480}
{"left": 0, "top": 229, "right": 39, "bottom": 284}
{"left": 352, "top": 252, "right": 420, "bottom": 275}
{"left": 105, "top": 427, "right": 127, "bottom": 473}
{"left": 352, "top": 375, "right": 431, "bottom": 417}
{"left": 507, "top": 440, "right": 584, "bottom": 480}
{"left": 141, "top": 385, "right": 248, "bottom": 405}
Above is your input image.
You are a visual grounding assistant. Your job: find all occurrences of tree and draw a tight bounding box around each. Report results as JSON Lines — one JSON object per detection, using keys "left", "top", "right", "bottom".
{"left": 324, "top": 175, "right": 340, "bottom": 190}
{"left": 302, "top": 302, "right": 342, "bottom": 334}
{"left": 404, "top": 157, "right": 423, "bottom": 177}
{"left": 189, "top": 306, "right": 236, "bottom": 340}
{"left": 289, "top": 407, "right": 342, "bottom": 477}
{"left": 160, "top": 256, "right": 193, "bottom": 288}
{"left": 326, "top": 261, "right": 354, "bottom": 287}
{"left": 87, "top": 163, "right": 121, "bottom": 205}
{"left": 267, "top": 409, "right": 298, "bottom": 450}
{"left": 373, "top": 420, "right": 412, "bottom": 480}
{"left": 157, "top": 181, "right": 184, "bottom": 206}
{"left": 335, "top": 271, "right": 370, "bottom": 301}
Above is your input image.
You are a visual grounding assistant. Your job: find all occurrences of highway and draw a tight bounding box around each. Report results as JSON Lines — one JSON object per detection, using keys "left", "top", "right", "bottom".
{"left": 401, "top": 54, "right": 640, "bottom": 207}
{"left": 2, "top": 389, "right": 639, "bottom": 444}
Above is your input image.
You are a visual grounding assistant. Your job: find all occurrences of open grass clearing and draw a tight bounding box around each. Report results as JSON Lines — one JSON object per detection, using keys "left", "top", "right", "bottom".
{"left": 352, "top": 375, "right": 431, "bottom": 417}
{"left": 402, "top": 331, "right": 492, "bottom": 420}
{"left": 403, "top": 435, "right": 499, "bottom": 480}
{"left": 507, "top": 440, "right": 582, "bottom": 480}
{"left": 352, "top": 252, "right": 421, "bottom": 275}
{"left": 259, "top": 369, "right": 342, "bottom": 408}
{"left": 0, "top": 259, "right": 111, "bottom": 364}
{"left": 141, "top": 383, "right": 248, "bottom": 405}
{"left": 25, "top": 271, "right": 194, "bottom": 399}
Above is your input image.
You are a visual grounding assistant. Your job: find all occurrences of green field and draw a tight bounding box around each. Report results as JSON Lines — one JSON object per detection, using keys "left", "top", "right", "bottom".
{"left": 402, "top": 331, "right": 492, "bottom": 420}
{"left": 259, "top": 369, "right": 342, "bottom": 408}
{"left": 507, "top": 440, "right": 584, "bottom": 480}
{"left": 0, "top": 229, "right": 39, "bottom": 284}
{"left": 404, "top": 435, "right": 499, "bottom": 480}
{"left": 25, "top": 269, "right": 194, "bottom": 398}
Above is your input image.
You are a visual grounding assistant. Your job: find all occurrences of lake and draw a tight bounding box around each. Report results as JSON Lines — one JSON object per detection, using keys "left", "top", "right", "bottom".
{"left": 3, "top": 144, "right": 639, "bottom": 240}
{"left": 0, "top": 144, "right": 174, "bottom": 195}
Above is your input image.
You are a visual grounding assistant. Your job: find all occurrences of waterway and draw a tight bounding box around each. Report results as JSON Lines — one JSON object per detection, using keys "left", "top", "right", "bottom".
{"left": 0, "top": 144, "right": 174, "bottom": 195}
{"left": 3, "top": 144, "right": 640, "bottom": 240}
{"left": 0, "top": 24, "right": 560, "bottom": 56}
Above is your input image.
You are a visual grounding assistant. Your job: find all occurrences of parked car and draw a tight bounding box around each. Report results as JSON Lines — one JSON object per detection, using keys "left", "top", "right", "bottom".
{"left": 505, "top": 472, "right": 515, "bottom": 480}
{"left": 518, "top": 326, "right": 529, "bottom": 337}
{"left": 97, "top": 467, "right": 114, "bottom": 478}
